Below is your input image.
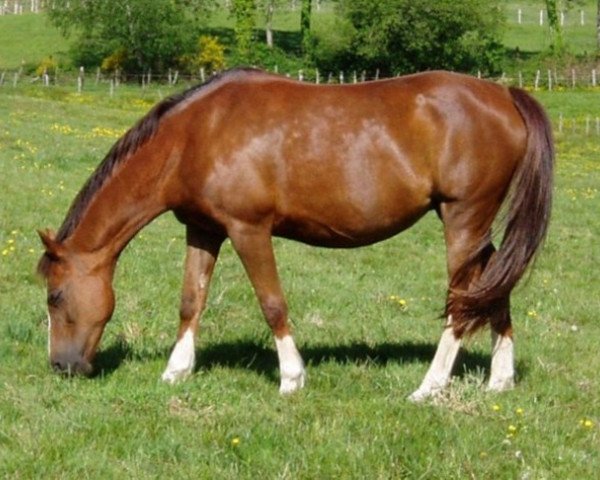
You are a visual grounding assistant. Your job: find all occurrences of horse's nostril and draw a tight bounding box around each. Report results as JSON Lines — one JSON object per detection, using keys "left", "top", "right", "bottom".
{"left": 51, "top": 361, "right": 64, "bottom": 372}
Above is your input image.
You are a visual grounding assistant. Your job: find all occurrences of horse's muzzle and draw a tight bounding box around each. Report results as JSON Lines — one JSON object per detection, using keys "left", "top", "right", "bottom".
{"left": 50, "top": 356, "right": 93, "bottom": 377}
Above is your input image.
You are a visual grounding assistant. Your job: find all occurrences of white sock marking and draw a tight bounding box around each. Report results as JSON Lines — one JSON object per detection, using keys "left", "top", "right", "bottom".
{"left": 488, "top": 331, "right": 515, "bottom": 391}
{"left": 408, "top": 320, "right": 461, "bottom": 402}
{"left": 275, "top": 335, "right": 306, "bottom": 394}
{"left": 162, "top": 328, "right": 195, "bottom": 384}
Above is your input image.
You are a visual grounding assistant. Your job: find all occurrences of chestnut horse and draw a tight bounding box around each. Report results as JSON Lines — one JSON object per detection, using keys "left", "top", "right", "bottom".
{"left": 38, "top": 68, "right": 553, "bottom": 401}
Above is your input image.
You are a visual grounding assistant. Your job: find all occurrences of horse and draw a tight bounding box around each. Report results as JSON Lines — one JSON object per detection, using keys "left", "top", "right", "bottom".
{"left": 37, "top": 68, "right": 553, "bottom": 401}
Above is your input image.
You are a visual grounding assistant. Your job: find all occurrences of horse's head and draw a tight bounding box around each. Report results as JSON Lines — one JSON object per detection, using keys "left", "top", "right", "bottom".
{"left": 37, "top": 230, "right": 115, "bottom": 376}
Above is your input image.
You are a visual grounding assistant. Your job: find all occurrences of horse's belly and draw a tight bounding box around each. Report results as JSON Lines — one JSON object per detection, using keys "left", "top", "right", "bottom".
{"left": 272, "top": 202, "right": 431, "bottom": 248}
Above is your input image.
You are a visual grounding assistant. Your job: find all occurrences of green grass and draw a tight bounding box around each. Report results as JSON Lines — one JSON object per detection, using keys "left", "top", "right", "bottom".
{"left": 503, "top": 1, "right": 599, "bottom": 55}
{"left": 1, "top": 83, "right": 599, "bottom": 477}
{"left": 0, "top": 13, "right": 69, "bottom": 69}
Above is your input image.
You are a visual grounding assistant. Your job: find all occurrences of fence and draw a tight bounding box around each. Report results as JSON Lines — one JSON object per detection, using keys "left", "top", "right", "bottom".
{"left": 3, "top": 64, "right": 600, "bottom": 89}
{"left": 0, "top": 0, "right": 42, "bottom": 15}
{"left": 1, "top": 65, "right": 599, "bottom": 136}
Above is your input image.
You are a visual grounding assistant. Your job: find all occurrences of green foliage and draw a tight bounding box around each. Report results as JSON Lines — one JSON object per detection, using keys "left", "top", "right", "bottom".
{"left": 101, "top": 48, "right": 128, "bottom": 74}
{"left": 35, "top": 56, "right": 58, "bottom": 77}
{"left": 309, "top": 15, "right": 356, "bottom": 72}
{"left": 230, "top": 0, "right": 257, "bottom": 62}
{"left": 333, "top": 0, "right": 506, "bottom": 75}
{"left": 46, "top": 0, "right": 214, "bottom": 73}
{"left": 198, "top": 35, "right": 226, "bottom": 72}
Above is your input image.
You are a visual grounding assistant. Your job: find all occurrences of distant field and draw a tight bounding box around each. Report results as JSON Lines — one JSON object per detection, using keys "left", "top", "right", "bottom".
{"left": 1, "top": 2, "right": 599, "bottom": 72}
{"left": 0, "top": 13, "right": 69, "bottom": 69}
{"left": 503, "top": 1, "right": 599, "bottom": 54}
{"left": 0, "top": 81, "right": 599, "bottom": 477}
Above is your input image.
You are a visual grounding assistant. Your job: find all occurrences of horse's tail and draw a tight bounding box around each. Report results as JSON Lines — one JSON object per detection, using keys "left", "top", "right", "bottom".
{"left": 450, "top": 87, "right": 554, "bottom": 336}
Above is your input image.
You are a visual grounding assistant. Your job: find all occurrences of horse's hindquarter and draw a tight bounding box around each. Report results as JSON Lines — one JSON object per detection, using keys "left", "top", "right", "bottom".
{"left": 176, "top": 71, "right": 526, "bottom": 246}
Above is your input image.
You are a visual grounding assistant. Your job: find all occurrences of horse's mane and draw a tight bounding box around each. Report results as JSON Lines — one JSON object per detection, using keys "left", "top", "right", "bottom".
{"left": 53, "top": 68, "right": 259, "bottom": 244}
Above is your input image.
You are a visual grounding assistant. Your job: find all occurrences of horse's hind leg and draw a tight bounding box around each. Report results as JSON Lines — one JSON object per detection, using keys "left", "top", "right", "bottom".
{"left": 488, "top": 300, "right": 515, "bottom": 391}
{"left": 409, "top": 201, "right": 498, "bottom": 402}
{"left": 228, "top": 224, "right": 305, "bottom": 394}
{"left": 162, "top": 228, "right": 222, "bottom": 383}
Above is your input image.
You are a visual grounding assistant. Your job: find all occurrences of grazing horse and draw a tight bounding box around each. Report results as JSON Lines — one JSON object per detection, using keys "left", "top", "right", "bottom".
{"left": 37, "top": 68, "right": 553, "bottom": 401}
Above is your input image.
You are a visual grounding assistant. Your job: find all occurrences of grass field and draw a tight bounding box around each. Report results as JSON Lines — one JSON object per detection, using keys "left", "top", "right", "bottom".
{"left": 1, "top": 1, "right": 600, "bottom": 72}
{"left": 0, "top": 79, "right": 599, "bottom": 477}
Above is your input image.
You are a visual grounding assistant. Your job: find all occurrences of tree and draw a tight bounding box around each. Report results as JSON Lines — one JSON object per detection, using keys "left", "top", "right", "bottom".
{"left": 596, "top": 0, "right": 600, "bottom": 51}
{"left": 545, "top": 0, "right": 564, "bottom": 53}
{"left": 300, "top": 0, "right": 312, "bottom": 55}
{"left": 47, "top": 0, "right": 214, "bottom": 74}
{"left": 258, "top": 0, "right": 283, "bottom": 48}
{"left": 333, "top": 0, "right": 505, "bottom": 75}
{"left": 230, "top": 0, "right": 257, "bottom": 60}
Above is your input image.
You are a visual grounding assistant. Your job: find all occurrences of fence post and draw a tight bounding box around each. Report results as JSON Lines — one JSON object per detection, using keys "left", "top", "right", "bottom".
{"left": 539, "top": 9, "right": 544, "bottom": 26}
{"left": 0, "top": 71, "right": 5, "bottom": 86}
{"left": 592, "top": 69, "right": 597, "bottom": 87}
{"left": 535, "top": 70, "right": 540, "bottom": 90}
{"left": 580, "top": 10, "right": 585, "bottom": 26}
{"left": 571, "top": 69, "right": 576, "bottom": 88}
{"left": 517, "top": 8, "right": 522, "bottom": 24}
{"left": 558, "top": 113, "right": 563, "bottom": 134}
{"left": 518, "top": 71, "right": 523, "bottom": 89}
{"left": 315, "top": 68, "right": 320, "bottom": 84}
{"left": 547, "top": 70, "right": 552, "bottom": 91}
{"left": 586, "top": 116, "right": 590, "bottom": 135}
{"left": 77, "top": 66, "right": 84, "bottom": 93}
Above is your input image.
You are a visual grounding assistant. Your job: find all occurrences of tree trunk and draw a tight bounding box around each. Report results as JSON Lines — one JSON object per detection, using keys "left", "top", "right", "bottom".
{"left": 545, "top": 0, "right": 563, "bottom": 53}
{"left": 597, "top": 0, "right": 600, "bottom": 51}
{"left": 265, "top": 0, "right": 274, "bottom": 48}
{"left": 300, "top": 0, "right": 311, "bottom": 55}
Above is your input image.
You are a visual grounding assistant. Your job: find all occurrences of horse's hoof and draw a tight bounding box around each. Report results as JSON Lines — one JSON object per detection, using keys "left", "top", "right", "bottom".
{"left": 486, "top": 376, "right": 515, "bottom": 392}
{"left": 161, "top": 367, "right": 192, "bottom": 384}
{"left": 279, "top": 370, "right": 306, "bottom": 394}
{"left": 407, "top": 385, "right": 444, "bottom": 403}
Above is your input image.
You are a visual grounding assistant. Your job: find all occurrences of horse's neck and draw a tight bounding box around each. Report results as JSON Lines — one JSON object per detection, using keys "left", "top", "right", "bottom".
{"left": 65, "top": 146, "right": 171, "bottom": 261}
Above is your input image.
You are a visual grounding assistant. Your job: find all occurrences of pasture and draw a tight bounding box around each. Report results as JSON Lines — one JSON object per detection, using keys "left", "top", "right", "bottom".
{"left": 0, "top": 79, "right": 599, "bottom": 478}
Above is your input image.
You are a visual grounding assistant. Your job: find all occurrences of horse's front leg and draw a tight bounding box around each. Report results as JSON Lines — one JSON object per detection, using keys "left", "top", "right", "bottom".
{"left": 229, "top": 224, "right": 306, "bottom": 394}
{"left": 162, "top": 229, "right": 222, "bottom": 383}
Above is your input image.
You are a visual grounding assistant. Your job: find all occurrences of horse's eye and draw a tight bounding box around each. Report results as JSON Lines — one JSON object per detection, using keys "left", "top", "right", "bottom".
{"left": 47, "top": 290, "right": 63, "bottom": 308}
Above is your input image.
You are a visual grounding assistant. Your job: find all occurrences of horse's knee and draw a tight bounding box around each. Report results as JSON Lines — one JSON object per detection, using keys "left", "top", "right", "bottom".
{"left": 179, "top": 294, "right": 198, "bottom": 321}
{"left": 260, "top": 296, "right": 288, "bottom": 333}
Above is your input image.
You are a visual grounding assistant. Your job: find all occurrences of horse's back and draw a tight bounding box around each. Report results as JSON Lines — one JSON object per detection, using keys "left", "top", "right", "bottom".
{"left": 172, "top": 70, "right": 528, "bottom": 246}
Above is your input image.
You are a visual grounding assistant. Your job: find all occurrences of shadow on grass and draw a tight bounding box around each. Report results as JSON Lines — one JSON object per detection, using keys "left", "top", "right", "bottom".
{"left": 194, "top": 340, "right": 493, "bottom": 383}
{"left": 93, "top": 338, "right": 523, "bottom": 385}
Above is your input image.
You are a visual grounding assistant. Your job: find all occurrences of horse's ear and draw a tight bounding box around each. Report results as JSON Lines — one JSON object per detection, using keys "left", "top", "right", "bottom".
{"left": 37, "top": 229, "right": 64, "bottom": 261}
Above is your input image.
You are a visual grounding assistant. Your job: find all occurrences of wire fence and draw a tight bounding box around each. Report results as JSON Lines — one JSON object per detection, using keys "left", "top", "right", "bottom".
{"left": 2, "top": 64, "right": 600, "bottom": 89}
{"left": 1, "top": 65, "right": 599, "bottom": 137}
